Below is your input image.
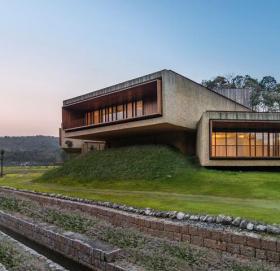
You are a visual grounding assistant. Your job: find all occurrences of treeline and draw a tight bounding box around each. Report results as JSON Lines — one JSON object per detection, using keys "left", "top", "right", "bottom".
{"left": 202, "top": 75, "right": 280, "bottom": 112}
{"left": 0, "top": 136, "right": 64, "bottom": 165}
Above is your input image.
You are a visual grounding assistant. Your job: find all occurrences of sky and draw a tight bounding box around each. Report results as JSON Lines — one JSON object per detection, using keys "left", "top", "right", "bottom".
{"left": 0, "top": 0, "right": 279, "bottom": 136}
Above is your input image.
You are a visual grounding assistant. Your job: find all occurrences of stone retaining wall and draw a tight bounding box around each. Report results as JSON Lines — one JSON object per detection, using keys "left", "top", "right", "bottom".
{"left": 0, "top": 230, "right": 66, "bottom": 271}
{"left": 1, "top": 188, "right": 280, "bottom": 264}
{"left": 0, "top": 211, "right": 124, "bottom": 271}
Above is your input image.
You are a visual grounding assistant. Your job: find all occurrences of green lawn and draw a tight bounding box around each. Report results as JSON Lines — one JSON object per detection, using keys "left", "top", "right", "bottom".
{"left": 1, "top": 146, "right": 280, "bottom": 224}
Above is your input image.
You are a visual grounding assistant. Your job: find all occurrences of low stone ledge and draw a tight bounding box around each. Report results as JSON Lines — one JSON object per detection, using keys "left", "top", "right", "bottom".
{"left": 0, "top": 230, "right": 66, "bottom": 271}
{"left": 0, "top": 211, "right": 124, "bottom": 271}
{"left": 1, "top": 186, "right": 279, "bottom": 236}
{"left": 1, "top": 187, "right": 280, "bottom": 264}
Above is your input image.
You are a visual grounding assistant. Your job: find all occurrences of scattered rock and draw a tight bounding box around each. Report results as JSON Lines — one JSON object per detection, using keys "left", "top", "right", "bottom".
{"left": 201, "top": 215, "right": 208, "bottom": 222}
{"left": 2, "top": 186, "right": 280, "bottom": 236}
{"left": 232, "top": 217, "right": 241, "bottom": 226}
{"left": 176, "top": 212, "right": 185, "bottom": 220}
{"left": 189, "top": 215, "right": 200, "bottom": 221}
{"left": 267, "top": 225, "right": 280, "bottom": 234}
{"left": 216, "top": 215, "right": 225, "bottom": 224}
{"left": 240, "top": 220, "right": 248, "bottom": 229}
{"left": 168, "top": 211, "right": 178, "bottom": 219}
{"left": 222, "top": 216, "right": 233, "bottom": 225}
{"left": 246, "top": 222, "right": 254, "bottom": 231}
{"left": 255, "top": 224, "right": 267, "bottom": 232}
{"left": 206, "top": 216, "right": 215, "bottom": 223}
{"left": 144, "top": 208, "right": 152, "bottom": 216}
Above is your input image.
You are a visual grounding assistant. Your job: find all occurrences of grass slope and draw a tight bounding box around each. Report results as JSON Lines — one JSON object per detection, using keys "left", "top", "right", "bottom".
{"left": 40, "top": 145, "right": 188, "bottom": 182}
{"left": 1, "top": 145, "right": 280, "bottom": 224}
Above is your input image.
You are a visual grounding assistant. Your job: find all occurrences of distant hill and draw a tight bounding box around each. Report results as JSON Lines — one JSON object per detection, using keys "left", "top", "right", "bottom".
{"left": 0, "top": 136, "right": 63, "bottom": 165}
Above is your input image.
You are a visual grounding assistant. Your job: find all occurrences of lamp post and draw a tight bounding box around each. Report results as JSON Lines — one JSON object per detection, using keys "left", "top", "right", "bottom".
{"left": 0, "top": 150, "right": 4, "bottom": 178}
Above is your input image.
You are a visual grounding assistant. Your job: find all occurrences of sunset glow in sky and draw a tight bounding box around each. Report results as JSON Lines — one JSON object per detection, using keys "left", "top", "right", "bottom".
{"left": 1, "top": 0, "right": 279, "bottom": 136}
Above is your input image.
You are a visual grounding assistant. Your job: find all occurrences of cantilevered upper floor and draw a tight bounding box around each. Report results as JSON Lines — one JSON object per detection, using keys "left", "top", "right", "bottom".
{"left": 61, "top": 70, "right": 250, "bottom": 143}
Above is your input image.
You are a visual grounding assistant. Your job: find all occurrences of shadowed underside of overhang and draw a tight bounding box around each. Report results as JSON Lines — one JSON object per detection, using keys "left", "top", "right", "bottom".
{"left": 65, "top": 123, "right": 193, "bottom": 141}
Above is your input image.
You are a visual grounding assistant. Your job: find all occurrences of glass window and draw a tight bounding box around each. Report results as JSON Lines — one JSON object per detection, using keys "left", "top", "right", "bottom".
{"left": 108, "top": 107, "right": 113, "bottom": 122}
{"left": 263, "top": 146, "right": 268, "bottom": 157}
{"left": 211, "top": 132, "right": 216, "bottom": 146}
{"left": 94, "top": 110, "right": 99, "bottom": 124}
{"left": 136, "top": 100, "right": 143, "bottom": 117}
{"left": 250, "top": 133, "right": 256, "bottom": 145}
{"left": 127, "top": 102, "right": 133, "bottom": 118}
{"left": 237, "top": 133, "right": 249, "bottom": 145}
{"left": 255, "top": 146, "right": 263, "bottom": 157}
{"left": 256, "top": 133, "right": 263, "bottom": 145}
{"left": 216, "top": 146, "right": 226, "bottom": 157}
{"left": 237, "top": 145, "right": 250, "bottom": 157}
{"left": 211, "top": 146, "right": 215, "bottom": 157}
{"left": 263, "top": 133, "right": 268, "bottom": 146}
{"left": 227, "top": 133, "right": 236, "bottom": 145}
{"left": 227, "top": 146, "right": 236, "bottom": 157}
{"left": 112, "top": 106, "right": 116, "bottom": 121}
{"left": 102, "top": 108, "right": 106, "bottom": 123}
{"left": 250, "top": 146, "right": 256, "bottom": 157}
{"left": 117, "top": 105, "right": 123, "bottom": 120}
{"left": 211, "top": 131, "right": 280, "bottom": 158}
{"left": 215, "top": 133, "right": 226, "bottom": 145}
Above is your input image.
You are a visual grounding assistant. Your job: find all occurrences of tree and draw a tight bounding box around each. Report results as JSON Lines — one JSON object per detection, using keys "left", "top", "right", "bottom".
{"left": 202, "top": 76, "right": 232, "bottom": 89}
{"left": 202, "top": 74, "right": 280, "bottom": 112}
{"left": 232, "top": 75, "right": 245, "bottom": 88}
{"left": 260, "top": 76, "right": 277, "bottom": 91}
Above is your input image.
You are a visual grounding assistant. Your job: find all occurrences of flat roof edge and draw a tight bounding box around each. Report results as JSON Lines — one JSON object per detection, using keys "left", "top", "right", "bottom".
{"left": 203, "top": 110, "right": 280, "bottom": 120}
{"left": 63, "top": 70, "right": 166, "bottom": 106}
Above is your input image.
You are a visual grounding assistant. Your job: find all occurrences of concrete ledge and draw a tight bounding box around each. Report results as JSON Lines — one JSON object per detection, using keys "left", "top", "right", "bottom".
{"left": 0, "top": 211, "right": 125, "bottom": 271}
{"left": 0, "top": 230, "right": 66, "bottom": 271}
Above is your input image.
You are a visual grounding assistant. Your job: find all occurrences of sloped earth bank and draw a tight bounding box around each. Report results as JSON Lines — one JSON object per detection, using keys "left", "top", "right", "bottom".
{"left": 0, "top": 194, "right": 278, "bottom": 271}
{"left": 0, "top": 230, "right": 66, "bottom": 271}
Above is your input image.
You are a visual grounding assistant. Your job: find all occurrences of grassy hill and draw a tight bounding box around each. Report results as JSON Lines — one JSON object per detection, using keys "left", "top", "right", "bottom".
{"left": 40, "top": 145, "right": 189, "bottom": 182}
{"left": 0, "top": 136, "right": 62, "bottom": 165}
{"left": 1, "top": 145, "right": 280, "bottom": 224}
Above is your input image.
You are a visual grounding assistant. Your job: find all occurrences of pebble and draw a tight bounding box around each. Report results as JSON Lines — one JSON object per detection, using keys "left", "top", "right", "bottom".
{"left": 240, "top": 220, "right": 248, "bottom": 229}
{"left": 232, "top": 217, "right": 241, "bottom": 226}
{"left": 246, "top": 222, "right": 254, "bottom": 231}
{"left": 176, "top": 212, "right": 185, "bottom": 220}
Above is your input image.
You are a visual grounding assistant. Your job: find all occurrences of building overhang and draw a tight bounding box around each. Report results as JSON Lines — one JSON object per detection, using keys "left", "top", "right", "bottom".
{"left": 64, "top": 123, "right": 192, "bottom": 141}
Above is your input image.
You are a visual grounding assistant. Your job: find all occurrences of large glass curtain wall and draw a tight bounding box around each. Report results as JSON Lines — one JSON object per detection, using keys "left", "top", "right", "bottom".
{"left": 211, "top": 132, "right": 280, "bottom": 158}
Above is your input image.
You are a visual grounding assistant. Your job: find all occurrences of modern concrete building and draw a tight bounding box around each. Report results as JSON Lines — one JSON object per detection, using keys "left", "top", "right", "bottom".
{"left": 60, "top": 70, "right": 280, "bottom": 167}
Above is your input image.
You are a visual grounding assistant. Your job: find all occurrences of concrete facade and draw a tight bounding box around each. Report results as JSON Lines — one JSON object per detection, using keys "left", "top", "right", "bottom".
{"left": 60, "top": 128, "right": 105, "bottom": 154}
{"left": 213, "top": 88, "right": 252, "bottom": 109}
{"left": 61, "top": 70, "right": 249, "bottom": 155}
{"left": 197, "top": 111, "right": 280, "bottom": 167}
{"left": 61, "top": 70, "right": 280, "bottom": 166}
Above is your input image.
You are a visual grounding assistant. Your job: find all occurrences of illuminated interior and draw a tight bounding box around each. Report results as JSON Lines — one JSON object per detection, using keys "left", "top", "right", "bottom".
{"left": 211, "top": 132, "right": 280, "bottom": 158}
{"left": 85, "top": 100, "right": 144, "bottom": 125}
{"left": 62, "top": 79, "right": 162, "bottom": 131}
